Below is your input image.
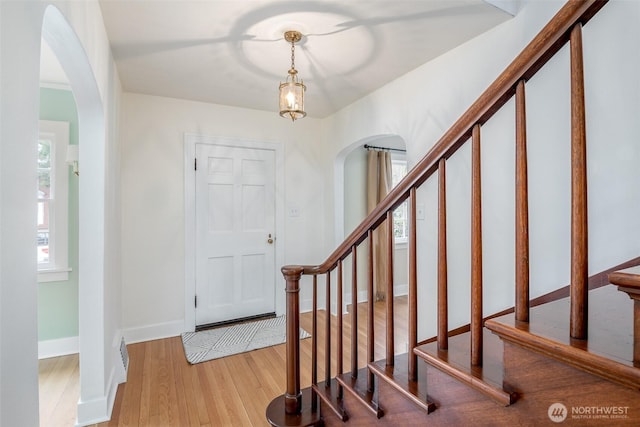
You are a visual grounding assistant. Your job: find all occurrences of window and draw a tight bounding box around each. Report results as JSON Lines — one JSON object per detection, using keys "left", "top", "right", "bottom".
{"left": 391, "top": 157, "right": 408, "bottom": 244}
{"left": 38, "top": 120, "right": 71, "bottom": 282}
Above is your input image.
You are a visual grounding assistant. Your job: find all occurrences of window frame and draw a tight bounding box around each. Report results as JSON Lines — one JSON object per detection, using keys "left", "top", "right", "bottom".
{"left": 391, "top": 153, "right": 409, "bottom": 246}
{"left": 37, "top": 120, "right": 71, "bottom": 282}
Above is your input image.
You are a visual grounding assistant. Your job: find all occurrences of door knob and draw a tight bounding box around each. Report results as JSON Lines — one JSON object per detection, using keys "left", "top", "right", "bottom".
{"left": 267, "top": 234, "right": 274, "bottom": 244}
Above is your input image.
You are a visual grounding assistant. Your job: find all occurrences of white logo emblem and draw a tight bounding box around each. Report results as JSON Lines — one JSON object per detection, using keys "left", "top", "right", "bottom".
{"left": 548, "top": 402, "right": 568, "bottom": 423}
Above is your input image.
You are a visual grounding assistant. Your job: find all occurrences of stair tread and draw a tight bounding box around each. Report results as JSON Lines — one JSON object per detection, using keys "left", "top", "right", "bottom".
{"left": 486, "top": 285, "right": 640, "bottom": 389}
{"left": 414, "top": 328, "right": 515, "bottom": 406}
{"left": 610, "top": 266, "right": 640, "bottom": 290}
{"left": 368, "top": 353, "right": 436, "bottom": 414}
{"left": 335, "top": 369, "right": 384, "bottom": 418}
{"left": 311, "top": 379, "right": 348, "bottom": 421}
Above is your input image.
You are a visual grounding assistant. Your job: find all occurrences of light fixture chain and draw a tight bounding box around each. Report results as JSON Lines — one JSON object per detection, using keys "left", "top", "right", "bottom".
{"left": 290, "top": 39, "right": 296, "bottom": 71}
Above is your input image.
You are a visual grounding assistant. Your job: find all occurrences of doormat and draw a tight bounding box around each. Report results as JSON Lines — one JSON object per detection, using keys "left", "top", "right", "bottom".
{"left": 181, "top": 315, "right": 310, "bottom": 364}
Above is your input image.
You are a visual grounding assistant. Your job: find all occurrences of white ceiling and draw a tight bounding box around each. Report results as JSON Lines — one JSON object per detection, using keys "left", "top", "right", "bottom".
{"left": 46, "top": 1, "right": 516, "bottom": 118}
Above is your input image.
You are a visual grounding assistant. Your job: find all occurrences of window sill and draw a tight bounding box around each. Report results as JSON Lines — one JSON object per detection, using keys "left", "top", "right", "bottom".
{"left": 38, "top": 267, "right": 71, "bottom": 283}
{"left": 395, "top": 240, "right": 408, "bottom": 249}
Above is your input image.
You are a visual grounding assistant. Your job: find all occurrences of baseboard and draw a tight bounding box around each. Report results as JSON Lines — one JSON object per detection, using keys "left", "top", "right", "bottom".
{"left": 301, "top": 298, "right": 313, "bottom": 313}
{"left": 75, "top": 392, "right": 109, "bottom": 426}
{"left": 38, "top": 336, "right": 79, "bottom": 359}
{"left": 75, "top": 367, "right": 119, "bottom": 427}
{"left": 345, "top": 284, "right": 409, "bottom": 307}
{"left": 122, "top": 319, "right": 184, "bottom": 344}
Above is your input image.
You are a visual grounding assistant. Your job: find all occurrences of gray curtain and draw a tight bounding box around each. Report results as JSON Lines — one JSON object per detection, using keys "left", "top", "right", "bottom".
{"left": 366, "top": 150, "right": 392, "bottom": 301}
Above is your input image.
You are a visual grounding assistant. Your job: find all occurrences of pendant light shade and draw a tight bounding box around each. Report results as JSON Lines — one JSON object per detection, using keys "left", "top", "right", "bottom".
{"left": 279, "top": 31, "right": 306, "bottom": 121}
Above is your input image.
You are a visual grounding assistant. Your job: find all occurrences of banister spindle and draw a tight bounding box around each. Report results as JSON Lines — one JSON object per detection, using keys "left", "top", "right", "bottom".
{"left": 351, "top": 245, "right": 358, "bottom": 377}
{"left": 386, "top": 210, "right": 395, "bottom": 366}
{"left": 471, "top": 124, "right": 483, "bottom": 366}
{"left": 438, "top": 158, "right": 448, "bottom": 350}
{"left": 312, "top": 274, "right": 318, "bottom": 411}
{"left": 312, "top": 274, "right": 318, "bottom": 385}
{"left": 570, "top": 22, "right": 588, "bottom": 340}
{"left": 408, "top": 187, "right": 418, "bottom": 381}
{"left": 337, "top": 260, "right": 344, "bottom": 378}
{"left": 282, "top": 266, "right": 303, "bottom": 415}
{"left": 367, "top": 229, "right": 375, "bottom": 391}
{"left": 325, "top": 271, "right": 331, "bottom": 384}
{"left": 515, "top": 79, "right": 530, "bottom": 323}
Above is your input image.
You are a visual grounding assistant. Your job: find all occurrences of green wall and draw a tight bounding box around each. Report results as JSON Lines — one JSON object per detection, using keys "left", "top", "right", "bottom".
{"left": 38, "top": 87, "right": 79, "bottom": 341}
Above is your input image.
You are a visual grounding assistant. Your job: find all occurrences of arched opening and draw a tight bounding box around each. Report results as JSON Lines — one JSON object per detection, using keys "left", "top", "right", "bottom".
{"left": 334, "top": 135, "right": 406, "bottom": 243}
{"left": 41, "top": 5, "right": 109, "bottom": 425}
{"left": 333, "top": 134, "right": 407, "bottom": 309}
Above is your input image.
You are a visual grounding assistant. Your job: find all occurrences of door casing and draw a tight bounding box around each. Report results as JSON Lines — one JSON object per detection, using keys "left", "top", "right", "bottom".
{"left": 184, "top": 134, "right": 285, "bottom": 332}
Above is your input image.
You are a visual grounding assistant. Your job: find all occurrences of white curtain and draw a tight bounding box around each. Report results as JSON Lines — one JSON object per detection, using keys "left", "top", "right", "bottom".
{"left": 366, "top": 150, "right": 392, "bottom": 301}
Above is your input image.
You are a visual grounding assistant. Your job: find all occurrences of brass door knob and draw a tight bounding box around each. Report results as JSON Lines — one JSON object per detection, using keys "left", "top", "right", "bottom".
{"left": 267, "top": 234, "right": 274, "bottom": 244}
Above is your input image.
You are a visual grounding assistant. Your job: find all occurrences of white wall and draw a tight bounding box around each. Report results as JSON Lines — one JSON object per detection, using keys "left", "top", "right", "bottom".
{"left": 323, "top": 0, "right": 640, "bottom": 341}
{"left": 119, "top": 93, "right": 327, "bottom": 340}
{"left": 0, "top": 1, "right": 122, "bottom": 425}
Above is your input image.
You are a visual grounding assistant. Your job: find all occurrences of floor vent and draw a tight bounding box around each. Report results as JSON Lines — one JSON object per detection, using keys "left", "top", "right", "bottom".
{"left": 120, "top": 336, "right": 129, "bottom": 374}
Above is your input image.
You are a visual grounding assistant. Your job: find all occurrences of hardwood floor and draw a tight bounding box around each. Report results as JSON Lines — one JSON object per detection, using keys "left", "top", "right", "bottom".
{"left": 38, "top": 297, "right": 407, "bottom": 426}
{"left": 39, "top": 353, "right": 80, "bottom": 427}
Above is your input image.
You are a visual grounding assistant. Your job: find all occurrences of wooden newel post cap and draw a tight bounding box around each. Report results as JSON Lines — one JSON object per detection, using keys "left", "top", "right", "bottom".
{"left": 282, "top": 265, "right": 304, "bottom": 280}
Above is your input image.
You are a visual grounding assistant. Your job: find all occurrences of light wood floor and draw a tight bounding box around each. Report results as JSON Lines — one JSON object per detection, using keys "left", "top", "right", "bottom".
{"left": 39, "top": 353, "right": 80, "bottom": 427}
{"left": 39, "top": 297, "right": 407, "bottom": 427}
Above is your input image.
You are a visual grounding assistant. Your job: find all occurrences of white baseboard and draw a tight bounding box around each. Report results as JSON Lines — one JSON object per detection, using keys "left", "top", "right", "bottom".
{"left": 122, "top": 320, "right": 184, "bottom": 344}
{"left": 395, "top": 283, "right": 409, "bottom": 297}
{"left": 345, "top": 284, "right": 409, "bottom": 306}
{"left": 75, "top": 385, "right": 111, "bottom": 427}
{"left": 38, "top": 336, "right": 79, "bottom": 359}
{"left": 75, "top": 332, "right": 127, "bottom": 426}
{"left": 301, "top": 298, "right": 314, "bottom": 313}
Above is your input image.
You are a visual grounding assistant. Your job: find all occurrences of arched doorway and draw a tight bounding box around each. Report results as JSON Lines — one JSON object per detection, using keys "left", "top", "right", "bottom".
{"left": 41, "top": 5, "right": 109, "bottom": 424}
{"left": 334, "top": 134, "right": 406, "bottom": 309}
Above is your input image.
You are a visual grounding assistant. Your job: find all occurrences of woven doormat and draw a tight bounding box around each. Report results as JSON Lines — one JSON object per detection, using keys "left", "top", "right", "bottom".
{"left": 181, "top": 315, "right": 310, "bottom": 364}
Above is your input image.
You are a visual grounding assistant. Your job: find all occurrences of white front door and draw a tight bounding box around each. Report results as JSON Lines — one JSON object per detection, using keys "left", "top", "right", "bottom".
{"left": 195, "top": 143, "right": 276, "bottom": 326}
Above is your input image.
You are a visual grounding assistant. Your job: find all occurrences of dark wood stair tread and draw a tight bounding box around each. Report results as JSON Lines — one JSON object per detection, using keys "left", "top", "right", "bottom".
{"left": 311, "top": 379, "right": 348, "bottom": 421}
{"left": 335, "top": 368, "right": 384, "bottom": 418}
{"left": 609, "top": 266, "right": 640, "bottom": 288}
{"left": 610, "top": 266, "right": 640, "bottom": 298}
{"left": 486, "top": 285, "right": 640, "bottom": 390}
{"left": 413, "top": 328, "right": 515, "bottom": 406}
{"left": 368, "top": 353, "right": 436, "bottom": 414}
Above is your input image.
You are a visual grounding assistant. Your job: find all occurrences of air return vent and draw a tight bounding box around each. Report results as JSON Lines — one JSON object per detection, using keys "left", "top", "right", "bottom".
{"left": 120, "top": 336, "right": 129, "bottom": 374}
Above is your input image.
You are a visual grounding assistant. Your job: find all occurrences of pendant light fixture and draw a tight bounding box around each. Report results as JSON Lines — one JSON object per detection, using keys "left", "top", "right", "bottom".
{"left": 279, "top": 30, "right": 306, "bottom": 121}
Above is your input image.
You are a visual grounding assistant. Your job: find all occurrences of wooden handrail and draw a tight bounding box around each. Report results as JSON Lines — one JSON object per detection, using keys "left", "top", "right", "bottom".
{"left": 269, "top": 1, "right": 609, "bottom": 422}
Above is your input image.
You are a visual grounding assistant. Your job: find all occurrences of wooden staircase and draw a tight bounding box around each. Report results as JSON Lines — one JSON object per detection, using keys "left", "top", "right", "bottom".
{"left": 266, "top": 1, "right": 640, "bottom": 425}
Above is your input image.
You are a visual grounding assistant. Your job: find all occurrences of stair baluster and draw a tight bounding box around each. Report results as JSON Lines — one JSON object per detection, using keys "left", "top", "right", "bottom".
{"left": 367, "top": 229, "right": 375, "bottom": 391}
{"left": 438, "top": 158, "right": 448, "bottom": 350}
{"left": 515, "top": 79, "right": 530, "bottom": 323}
{"left": 337, "top": 260, "right": 344, "bottom": 398}
{"left": 351, "top": 245, "right": 358, "bottom": 377}
{"left": 325, "top": 270, "right": 331, "bottom": 385}
{"left": 471, "top": 124, "right": 483, "bottom": 366}
{"left": 408, "top": 187, "right": 418, "bottom": 381}
{"left": 570, "top": 22, "right": 589, "bottom": 340}
{"left": 385, "top": 210, "right": 395, "bottom": 366}
{"left": 311, "top": 274, "right": 318, "bottom": 411}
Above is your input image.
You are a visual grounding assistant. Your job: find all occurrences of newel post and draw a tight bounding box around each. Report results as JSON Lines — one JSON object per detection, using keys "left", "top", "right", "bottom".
{"left": 267, "top": 266, "right": 321, "bottom": 427}
{"left": 283, "top": 265, "right": 304, "bottom": 415}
